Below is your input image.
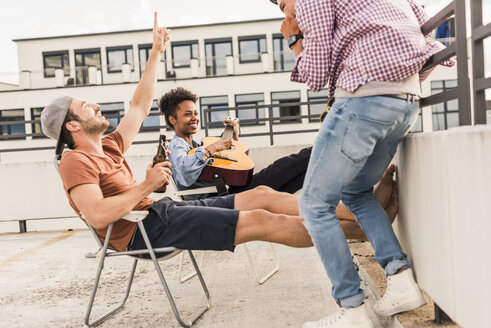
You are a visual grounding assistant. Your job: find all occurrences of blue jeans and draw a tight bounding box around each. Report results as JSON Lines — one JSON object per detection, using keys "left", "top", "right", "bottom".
{"left": 298, "top": 96, "right": 419, "bottom": 308}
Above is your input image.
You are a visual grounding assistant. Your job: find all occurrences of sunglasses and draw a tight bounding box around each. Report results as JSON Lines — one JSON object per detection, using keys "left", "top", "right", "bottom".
{"left": 269, "top": 0, "right": 278, "bottom": 4}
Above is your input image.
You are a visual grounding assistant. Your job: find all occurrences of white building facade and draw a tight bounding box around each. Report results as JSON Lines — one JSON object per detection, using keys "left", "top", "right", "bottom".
{"left": 0, "top": 18, "right": 331, "bottom": 163}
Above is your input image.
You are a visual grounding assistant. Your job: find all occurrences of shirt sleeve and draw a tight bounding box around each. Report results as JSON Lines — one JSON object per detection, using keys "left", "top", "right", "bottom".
{"left": 168, "top": 139, "right": 213, "bottom": 187}
{"left": 58, "top": 152, "right": 100, "bottom": 193}
{"left": 102, "top": 131, "right": 124, "bottom": 153}
{"left": 290, "top": 0, "right": 335, "bottom": 92}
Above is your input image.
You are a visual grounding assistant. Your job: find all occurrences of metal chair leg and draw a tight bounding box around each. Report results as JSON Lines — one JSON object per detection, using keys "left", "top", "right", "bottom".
{"left": 178, "top": 251, "right": 206, "bottom": 283}
{"left": 139, "top": 223, "right": 210, "bottom": 327}
{"left": 85, "top": 225, "right": 138, "bottom": 327}
{"left": 243, "top": 242, "right": 280, "bottom": 285}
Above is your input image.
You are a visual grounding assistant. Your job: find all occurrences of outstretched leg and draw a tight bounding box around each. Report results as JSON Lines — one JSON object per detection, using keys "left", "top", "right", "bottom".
{"left": 233, "top": 209, "right": 313, "bottom": 247}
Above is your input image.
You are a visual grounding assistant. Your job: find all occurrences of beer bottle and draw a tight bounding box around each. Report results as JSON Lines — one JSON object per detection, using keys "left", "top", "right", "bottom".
{"left": 153, "top": 135, "right": 168, "bottom": 193}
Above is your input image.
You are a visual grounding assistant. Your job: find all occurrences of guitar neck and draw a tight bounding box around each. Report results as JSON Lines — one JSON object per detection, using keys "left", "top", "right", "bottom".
{"left": 221, "top": 123, "right": 234, "bottom": 141}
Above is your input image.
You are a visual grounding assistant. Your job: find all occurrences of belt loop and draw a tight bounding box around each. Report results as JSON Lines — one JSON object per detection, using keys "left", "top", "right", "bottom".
{"left": 406, "top": 94, "right": 410, "bottom": 103}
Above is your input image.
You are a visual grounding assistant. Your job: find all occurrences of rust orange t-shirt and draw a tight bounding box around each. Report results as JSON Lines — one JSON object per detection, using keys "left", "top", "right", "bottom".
{"left": 58, "top": 131, "right": 155, "bottom": 251}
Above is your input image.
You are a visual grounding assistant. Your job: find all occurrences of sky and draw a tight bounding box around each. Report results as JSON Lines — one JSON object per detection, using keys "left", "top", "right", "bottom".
{"left": 0, "top": 0, "right": 483, "bottom": 85}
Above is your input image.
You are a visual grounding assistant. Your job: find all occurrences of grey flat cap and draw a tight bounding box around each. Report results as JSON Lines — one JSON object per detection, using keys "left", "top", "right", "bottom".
{"left": 41, "top": 96, "right": 73, "bottom": 155}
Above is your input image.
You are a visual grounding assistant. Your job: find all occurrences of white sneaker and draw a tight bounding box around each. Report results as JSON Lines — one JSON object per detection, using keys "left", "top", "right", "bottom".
{"left": 374, "top": 268, "right": 426, "bottom": 316}
{"left": 303, "top": 303, "right": 374, "bottom": 328}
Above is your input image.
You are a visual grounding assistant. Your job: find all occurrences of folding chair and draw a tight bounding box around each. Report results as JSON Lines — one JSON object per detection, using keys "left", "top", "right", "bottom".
{"left": 81, "top": 213, "right": 210, "bottom": 328}
{"left": 54, "top": 157, "right": 210, "bottom": 328}
{"left": 171, "top": 172, "right": 280, "bottom": 285}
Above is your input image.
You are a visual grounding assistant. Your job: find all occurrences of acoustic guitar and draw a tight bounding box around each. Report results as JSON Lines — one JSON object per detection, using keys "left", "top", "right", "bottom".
{"left": 187, "top": 123, "right": 254, "bottom": 186}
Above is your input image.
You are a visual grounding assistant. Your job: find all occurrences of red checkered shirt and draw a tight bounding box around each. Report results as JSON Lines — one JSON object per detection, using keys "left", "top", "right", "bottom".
{"left": 291, "top": 0, "right": 453, "bottom": 94}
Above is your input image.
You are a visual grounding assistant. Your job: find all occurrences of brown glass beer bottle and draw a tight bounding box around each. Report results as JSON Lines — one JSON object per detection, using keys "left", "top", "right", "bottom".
{"left": 153, "top": 135, "right": 168, "bottom": 193}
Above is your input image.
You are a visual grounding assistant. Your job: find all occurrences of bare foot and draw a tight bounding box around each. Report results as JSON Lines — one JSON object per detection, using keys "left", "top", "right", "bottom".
{"left": 374, "top": 164, "right": 396, "bottom": 208}
{"left": 385, "top": 183, "right": 399, "bottom": 224}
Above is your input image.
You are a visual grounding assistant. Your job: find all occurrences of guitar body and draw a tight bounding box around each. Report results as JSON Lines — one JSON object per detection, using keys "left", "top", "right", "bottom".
{"left": 188, "top": 137, "right": 255, "bottom": 186}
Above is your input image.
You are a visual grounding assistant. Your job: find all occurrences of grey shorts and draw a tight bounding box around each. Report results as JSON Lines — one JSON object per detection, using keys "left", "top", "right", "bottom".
{"left": 130, "top": 194, "right": 239, "bottom": 255}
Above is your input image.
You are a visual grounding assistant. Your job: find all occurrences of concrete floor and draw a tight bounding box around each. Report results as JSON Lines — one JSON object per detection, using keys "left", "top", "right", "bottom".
{"left": 0, "top": 229, "right": 429, "bottom": 328}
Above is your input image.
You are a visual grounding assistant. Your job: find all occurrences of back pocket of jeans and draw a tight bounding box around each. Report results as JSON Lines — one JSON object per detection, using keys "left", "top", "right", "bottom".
{"left": 341, "top": 113, "right": 393, "bottom": 164}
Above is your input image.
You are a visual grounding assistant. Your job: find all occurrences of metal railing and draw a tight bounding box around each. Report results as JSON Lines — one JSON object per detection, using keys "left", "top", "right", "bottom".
{"left": 1, "top": 1, "right": 489, "bottom": 152}
{"left": 202, "top": 100, "right": 326, "bottom": 145}
{"left": 0, "top": 100, "right": 326, "bottom": 153}
{"left": 419, "top": 0, "right": 490, "bottom": 125}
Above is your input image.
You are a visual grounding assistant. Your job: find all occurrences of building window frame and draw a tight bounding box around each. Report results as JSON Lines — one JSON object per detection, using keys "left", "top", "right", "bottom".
{"left": 238, "top": 35, "right": 267, "bottom": 64}
{"left": 271, "top": 90, "right": 302, "bottom": 124}
{"left": 99, "top": 102, "right": 124, "bottom": 134}
{"left": 42, "top": 50, "right": 70, "bottom": 78}
{"left": 200, "top": 95, "right": 229, "bottom": 129}
{"left": 273, "top": 33, "right": 295, "bottom": 72}
{"left": 235, "top": 93, "right": 265, "bottom": 126}
{"left": 171, "top": 40, "right": 199, "bottom": 69}
{"left": 138, "top": 43, "right": 166, "bottom": 77}
{"left": 205, "top": 38, "right": 233, "bottom": 76}
{"left": 30, "top": 107, "right": 47, "bottom": 138}
{"left": 431, "top": 80, "right": 459, "bottom": 131}
{"left": 106, "top": 45, "right": 134, "bottom": 73}
{"left": 0, "top": 109, "right": 26, "bottom": 140}
{"left": 75, "top": 48, "right": 102, "bottom": 85}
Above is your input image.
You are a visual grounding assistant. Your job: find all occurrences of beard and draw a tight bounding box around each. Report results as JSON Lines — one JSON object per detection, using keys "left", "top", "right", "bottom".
{"left": 80, "top": 117, "right": 112, "bottom": 135}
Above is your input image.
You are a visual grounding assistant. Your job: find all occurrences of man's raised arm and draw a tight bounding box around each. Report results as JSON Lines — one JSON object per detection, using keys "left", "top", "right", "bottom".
{"left": 116, "top": 12, "right": 170, "bottom": 153}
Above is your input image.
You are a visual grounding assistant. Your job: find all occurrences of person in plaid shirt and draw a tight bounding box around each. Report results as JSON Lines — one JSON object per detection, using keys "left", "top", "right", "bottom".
{"left": 269, "top": 0, "right": 452, "bottom": 327}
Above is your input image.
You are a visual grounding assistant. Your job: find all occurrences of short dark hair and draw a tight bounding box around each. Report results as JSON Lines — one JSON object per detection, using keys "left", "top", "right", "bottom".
{"left": 59, "top": 109, "right": 80, "bottom": 150}
{"left": 158, "top": 87, "right": 198, "bottom": 130}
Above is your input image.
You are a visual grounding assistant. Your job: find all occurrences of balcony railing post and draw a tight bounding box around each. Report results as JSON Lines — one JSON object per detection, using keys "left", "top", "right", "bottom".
{"left": 203, "top": 108, "right": 209, "bottom": 137}
{"left": 454, "top": 0, "right": 472, "bottom": 126}
{"left": 268, "top": 104, "right": 274, "bottom": 145}
{"left": 471, "top": 0, "right": 489, "bottom": 125}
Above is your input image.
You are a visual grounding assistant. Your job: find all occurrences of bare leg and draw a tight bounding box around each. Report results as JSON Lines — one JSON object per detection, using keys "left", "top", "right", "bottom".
{"left": 374, "top": 163, "right": 396, "bottom": 208}
{"left": 234, "top": 185, "right": 299, "bottom": 216}
{"left": 233, "top": 166, "right": 398, "bottom": 242}
{"left": 233, "top": 209, "right": 313, "bottom": 247}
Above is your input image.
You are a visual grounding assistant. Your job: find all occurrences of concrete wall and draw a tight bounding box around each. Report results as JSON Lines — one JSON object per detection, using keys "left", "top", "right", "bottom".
{"left": 0, "top": 144, "right": 310, "bottom": 232}
{"left": 395, "top": 125, "right": 491, "bottom": 328}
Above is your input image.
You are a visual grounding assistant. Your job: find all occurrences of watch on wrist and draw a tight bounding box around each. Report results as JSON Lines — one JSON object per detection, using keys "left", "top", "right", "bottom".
{"left": 288, "top": 34, "right": 304, "bottom": 49}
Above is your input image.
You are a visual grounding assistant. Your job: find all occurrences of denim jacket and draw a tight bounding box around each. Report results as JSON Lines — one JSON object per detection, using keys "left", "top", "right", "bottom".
{"left": 168, "top": 135, "right": 214, "bottom": 199}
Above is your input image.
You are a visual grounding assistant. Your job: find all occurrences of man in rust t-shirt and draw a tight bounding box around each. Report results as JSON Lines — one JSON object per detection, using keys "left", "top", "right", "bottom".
{"left": 59, "top": 131, "right": 154, "bottom": 251}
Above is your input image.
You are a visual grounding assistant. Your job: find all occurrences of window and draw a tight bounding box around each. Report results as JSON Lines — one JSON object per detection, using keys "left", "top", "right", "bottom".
{"left": 271, "top": 91, "right": 301, "bottom": 124}
{"left": 238, "top": 35, "right": 266, "bottom": 63}
{"left": 171, "top": 41, "right": 199, "bottom": 68}
{"left": 307, "top": 89, "right": 330, "bottom": 122}
{"left": 431, "top": 80, "right": 459, "bottom": 131}
{"left": 205, "top": 38, "right": 232, "bottom": 76}
{"left": 30, "top": 107, "right": 47, "bottom": 138}
{"left": 141, "top": 100, "right": 162, "bottom": 132}
{"left": 411, "top": 111, "right": 423, "bottom": 133}
{"left": 235, "top": 93, "right": 265, "bottom": 125}
{"left": 139, "top": 44, "right": 166, "bottom": 76}
{"left": 200, "top": 95, "right": 229, "bottom": 128}
{"left": 75, "top": 48, "right": 101, "bottom": 85}
{"left": 43, "top": 51, "right": 70, "bottom": 78}
{"left": 106, "top": 46, "right": 133, "bottom": 73}
{"left": 273, "top": 34, "right": 295, "bottom": 72}
{"left": 0, "top": 109, "right": 25, "bottom": 140}
{"left": 99, "top": 102, "right": 124, "bottom": 133}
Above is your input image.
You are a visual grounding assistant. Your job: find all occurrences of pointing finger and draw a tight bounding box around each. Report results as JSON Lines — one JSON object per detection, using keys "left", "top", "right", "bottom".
{"left": 154, "top": 12, "right": 158, "bottom": 30}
